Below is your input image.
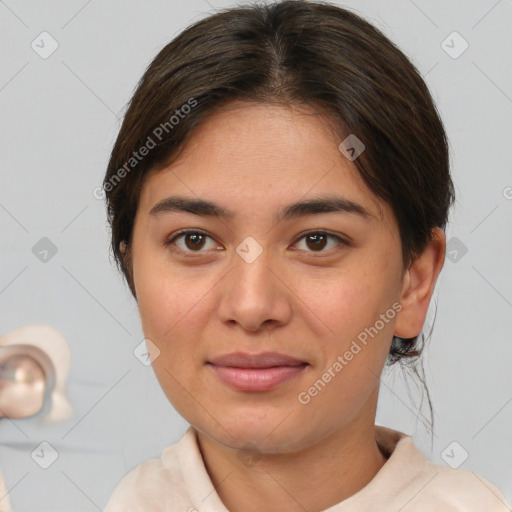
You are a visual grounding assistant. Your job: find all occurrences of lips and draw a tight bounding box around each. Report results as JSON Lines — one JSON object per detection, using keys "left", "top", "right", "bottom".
{"left": 207, "top": 352, "right": 308, "bottom": 391}
{"left": 208, "top": 351, "right": 306, "bottom": 368}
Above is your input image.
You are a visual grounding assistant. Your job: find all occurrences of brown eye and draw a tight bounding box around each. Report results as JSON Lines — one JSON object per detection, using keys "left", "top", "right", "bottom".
{"left": 183, "top": 232, "right": 207, "bottom": 250}
{"left": 305, "top": 233, "right": 328, "bottom": 251}
{"left": 294, "top": 231, "right": 348, "bottom": 254}
{"left": 166, "top": 230, "right": 221, "bottom": 254}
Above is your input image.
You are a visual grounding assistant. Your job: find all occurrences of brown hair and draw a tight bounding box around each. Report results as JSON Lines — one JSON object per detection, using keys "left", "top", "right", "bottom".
{"left": 104, "top": 0, "right": 454, "bottom": 374}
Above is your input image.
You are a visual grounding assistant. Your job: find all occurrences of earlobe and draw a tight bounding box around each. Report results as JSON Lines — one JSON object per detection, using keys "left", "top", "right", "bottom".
{"left": 394, "top": 227, "right": 446, "bottom": 338}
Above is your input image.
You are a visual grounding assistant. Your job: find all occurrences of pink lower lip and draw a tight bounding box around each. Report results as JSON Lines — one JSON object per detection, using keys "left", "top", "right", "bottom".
{"left": 208, "top": 363, "right": 307, "bottom": 391}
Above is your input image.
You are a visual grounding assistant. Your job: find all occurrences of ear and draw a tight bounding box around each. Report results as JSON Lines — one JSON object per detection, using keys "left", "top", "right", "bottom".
{"left": 394, "top": 227, "right": 446, "bottom": 338}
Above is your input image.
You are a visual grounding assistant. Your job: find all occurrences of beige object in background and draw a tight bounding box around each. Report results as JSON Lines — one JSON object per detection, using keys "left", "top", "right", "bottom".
{"left": 0, "top": 473, "right": 12, "bottom": 512}
{"left": 0, "top": 324, "right": 73, "bottom": 423}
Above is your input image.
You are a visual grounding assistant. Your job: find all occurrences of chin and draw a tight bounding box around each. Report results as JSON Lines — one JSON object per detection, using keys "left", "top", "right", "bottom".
{"left": 190, "top": 408, "right": 312, "bottom": 454}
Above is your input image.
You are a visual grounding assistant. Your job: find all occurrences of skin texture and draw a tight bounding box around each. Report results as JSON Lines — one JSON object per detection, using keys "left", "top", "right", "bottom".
{"left": 130, "top": 102, "right": 446, "bottom": 511}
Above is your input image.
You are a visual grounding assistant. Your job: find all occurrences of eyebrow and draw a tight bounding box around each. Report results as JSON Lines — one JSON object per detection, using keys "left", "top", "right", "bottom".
{"left": 149, "top": 194, "right": 373, "bottom": 222}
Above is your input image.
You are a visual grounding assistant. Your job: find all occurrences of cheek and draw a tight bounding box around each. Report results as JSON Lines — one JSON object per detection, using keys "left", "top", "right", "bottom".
{"left": 300, "top": 262, "right": 399, "bottom": 382}
{"left": 301, "top": 265, "right": 396, "bottom": 340}
{"left": 133, "top": 256, "right": 217, "bottom": 374}
{"left": 135, "top": 265, "right": 209, "bottom": 416}
{"left": 133, "top": 248, "right": 198, "bottom": 338}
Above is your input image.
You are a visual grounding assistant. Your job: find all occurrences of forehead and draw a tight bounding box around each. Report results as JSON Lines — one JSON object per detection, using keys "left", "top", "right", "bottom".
{"left": 138, "top": 102, "right": 387, "bottom": 223}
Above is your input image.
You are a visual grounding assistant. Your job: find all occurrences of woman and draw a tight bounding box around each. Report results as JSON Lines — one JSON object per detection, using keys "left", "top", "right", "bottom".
{"left": 102, "top": 1, "right": 511, "bottom": 510}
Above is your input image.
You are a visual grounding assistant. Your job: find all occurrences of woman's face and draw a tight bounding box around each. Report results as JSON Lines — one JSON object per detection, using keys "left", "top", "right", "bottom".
{"left": 131, "top": 102, "right": 408, "bottom": 452}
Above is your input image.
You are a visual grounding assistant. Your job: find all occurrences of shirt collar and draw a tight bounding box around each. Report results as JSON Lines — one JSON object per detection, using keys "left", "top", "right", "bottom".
{"left": 172, "top": 424, "right": 425, "bottom": 511}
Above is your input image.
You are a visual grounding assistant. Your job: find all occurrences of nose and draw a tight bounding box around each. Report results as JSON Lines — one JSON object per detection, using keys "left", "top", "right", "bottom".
{"left": 217, "top": 244, "right": 293, "bottom": 332}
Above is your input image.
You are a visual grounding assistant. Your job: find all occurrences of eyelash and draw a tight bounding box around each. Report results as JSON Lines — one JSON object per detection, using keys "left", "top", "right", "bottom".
{"left": 165, "top": 229, "right": 350, "bottom": 257}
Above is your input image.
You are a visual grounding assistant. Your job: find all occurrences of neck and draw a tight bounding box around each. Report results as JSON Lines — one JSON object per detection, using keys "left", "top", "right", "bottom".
{"left": 196, "top": 392, "right": 388, "bottom": 512}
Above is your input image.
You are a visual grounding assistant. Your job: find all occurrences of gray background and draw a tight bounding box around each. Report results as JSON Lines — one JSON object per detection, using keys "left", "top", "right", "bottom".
{"left": 0, "top": 0, "right": 511, "bottom": 510}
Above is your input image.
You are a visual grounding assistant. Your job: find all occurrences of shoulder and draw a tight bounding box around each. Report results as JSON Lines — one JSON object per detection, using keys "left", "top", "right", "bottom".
{"left": 378, "top": 428, "right": 511, "bottom": 511}
{"left": 415, "top": 460, "right": 511, "bottom": 511}
{"left": 104, "top": 429, "right": 194, "bottom": 512}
